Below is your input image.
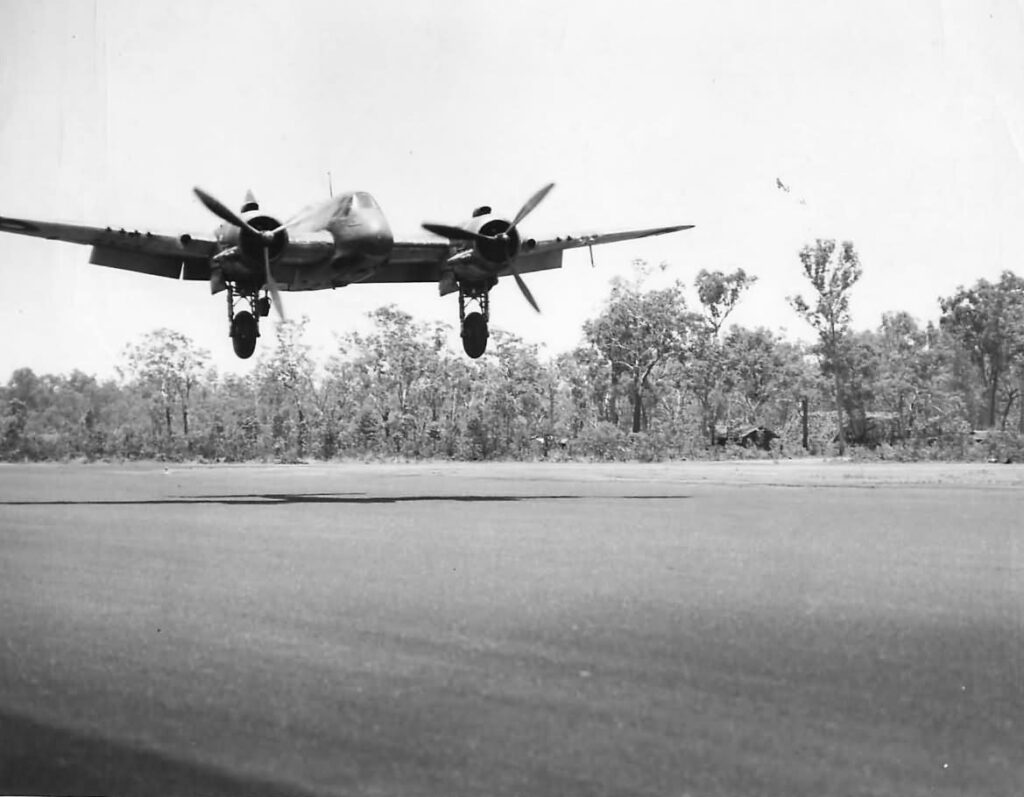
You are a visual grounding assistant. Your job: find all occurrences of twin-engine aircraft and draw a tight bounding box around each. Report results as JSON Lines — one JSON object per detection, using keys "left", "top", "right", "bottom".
{"left": 0, "top": 184, "right": 692, "bottom": 359}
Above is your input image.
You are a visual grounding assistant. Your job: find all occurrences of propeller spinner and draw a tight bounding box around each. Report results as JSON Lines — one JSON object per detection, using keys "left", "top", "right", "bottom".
{"left": 422, "top": 182, "right": 554, "bottom": 313}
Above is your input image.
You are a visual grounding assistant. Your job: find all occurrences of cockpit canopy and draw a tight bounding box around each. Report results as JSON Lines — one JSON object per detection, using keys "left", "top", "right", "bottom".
{"left": 352, "top": 192, "right": 378, "bottom": 210}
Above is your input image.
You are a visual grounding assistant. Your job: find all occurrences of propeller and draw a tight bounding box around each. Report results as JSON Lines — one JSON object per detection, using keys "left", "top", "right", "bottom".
{"left": 511, "top": 269, "right": 539, "bottom": 313}
{"left": 508, "top": 182, "right": 554, "bottom": 229}
{"left": 422, "top": 182, "right": 554, "bottom": 313}
{"left": 420, "top": 223, "right": 491, "bottom": 245}
{"left": 194, "top": 187, "right": 268, "bottom": 241}
{"left": 262, "top": 247, "right": 285, "bottom": 321}
{"left": 194, "top": 186, "right": 286, "bottom": 320}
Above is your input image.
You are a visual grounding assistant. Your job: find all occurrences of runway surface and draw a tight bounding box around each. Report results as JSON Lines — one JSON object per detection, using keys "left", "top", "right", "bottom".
{"left": 1, "top": 461, "right": 1021, "bottom": 796}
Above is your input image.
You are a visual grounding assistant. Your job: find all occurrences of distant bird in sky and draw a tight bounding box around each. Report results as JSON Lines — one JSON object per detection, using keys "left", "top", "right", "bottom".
{"left": 776, "top": 177, "right": 807, "bottom": 206}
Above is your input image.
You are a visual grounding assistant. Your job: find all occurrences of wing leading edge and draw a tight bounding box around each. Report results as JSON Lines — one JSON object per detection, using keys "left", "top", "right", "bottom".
{"left": 501, "top": 223, "right": 695, "bottom": 278}
{"left": 1, "top": 205, "right": 692, "bottom": 363}
{"left": 526, "top": 223, "right": 695, "bottom": 256}
{"left": 2, "top": 209, "right": 692, "bottom": 284}
{"left": 373, "top": 223, "right": 694, "bottom": 284}
{"left": 0, "top": 215, "right": 217, "bottom": 280}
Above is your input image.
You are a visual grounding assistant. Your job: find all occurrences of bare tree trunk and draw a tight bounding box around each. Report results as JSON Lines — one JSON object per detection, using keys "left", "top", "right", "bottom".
{"left": 548, "top": 379, "right": 555, "bottom": 433}
{"left": 828, "top": 327, "right": 847, "bottom": 455}
{"left": 609, "top": 368, "right": 620, "bottom": 426}
{"left": 988, "top": 369, "right": 1000, "bottom": 428}
{"left": 801, "top": 396, "right": 809, "bottom": 450}
{"left": 1000, "top": 390, "right": 1016, "bottom": 432}
{"left": 1019, "top": 374, "right": 1024, "bottom": 433}
{"left": 182, "top": 382, "right": 191, "bottom": 439}
{"left": 631, "top": 377, "right": 642, "bottom": 434}
{"left": 834, "top": 370, "right": 846, "bottom": 455}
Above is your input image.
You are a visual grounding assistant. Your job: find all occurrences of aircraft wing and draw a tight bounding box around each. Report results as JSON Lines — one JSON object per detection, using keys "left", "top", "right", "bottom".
{"left": 364, "top": 239, "right": 451, "bottom": 283}
{"left": 370, "top": 224, "right": 693, "bottom": 284}
{"left": 524, "top": 224, "right": 694, "bottom": 257}
{"left": 0, "top": 214, "right": 218, "bottom": 280}
{"left": 496, "top": 224, "right": 695, "bottom": 277}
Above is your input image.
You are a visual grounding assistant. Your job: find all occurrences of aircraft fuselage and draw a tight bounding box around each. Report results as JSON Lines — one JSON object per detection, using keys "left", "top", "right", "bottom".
{"left": 214, "top": 191, "right": 394, "bottom": 291}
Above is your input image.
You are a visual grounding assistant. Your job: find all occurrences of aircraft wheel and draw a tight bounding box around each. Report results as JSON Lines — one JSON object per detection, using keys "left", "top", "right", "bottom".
{"left": 256, "top": 296, "right": 271, "bottom": 317}
{"left": 461, "top": 311, "right": 489, "bottom": 358}
{"left": 231, "top": 310, "right": 259, "bottom": 359}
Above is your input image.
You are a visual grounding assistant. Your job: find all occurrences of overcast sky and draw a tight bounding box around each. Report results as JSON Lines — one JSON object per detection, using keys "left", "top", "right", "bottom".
{"left": 1, "top": 0, "right": 1022, "bottom": 381}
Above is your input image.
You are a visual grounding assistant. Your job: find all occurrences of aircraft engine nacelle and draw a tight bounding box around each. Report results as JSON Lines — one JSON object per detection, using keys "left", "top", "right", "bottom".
{"left": 471, "top": 216, "right": 520, "bottom": 268}
{"left": 238, "top": 214, "right": 289, "bottom": 266}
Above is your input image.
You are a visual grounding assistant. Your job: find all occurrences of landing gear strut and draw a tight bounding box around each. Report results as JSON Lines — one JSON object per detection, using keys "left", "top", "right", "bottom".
{"left": 458, "top": 282, "right": 493, "bottom": 358}
{"left": 226, "top": 284, "right": 272, "bottom": 359}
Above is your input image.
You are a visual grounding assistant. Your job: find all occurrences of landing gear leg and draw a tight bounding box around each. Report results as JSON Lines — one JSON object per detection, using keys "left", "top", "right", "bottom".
{"left": 226, "top": 284, "right": 262, "bottom": 359}
{"left": 458, "top": 282, "right": 493, "bottom": 359}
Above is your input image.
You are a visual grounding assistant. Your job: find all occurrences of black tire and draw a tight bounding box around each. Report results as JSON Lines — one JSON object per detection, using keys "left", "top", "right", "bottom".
{"left": 231, "top": 311, "right": 259, "bottom": 359}
{"left": 461, "top": 311, "right": 489, "bottom": 358}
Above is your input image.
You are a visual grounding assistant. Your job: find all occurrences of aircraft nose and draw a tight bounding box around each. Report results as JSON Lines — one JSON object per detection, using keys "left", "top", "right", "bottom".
{"left": 360, "top": 214, "right": 393, "bottom": 257}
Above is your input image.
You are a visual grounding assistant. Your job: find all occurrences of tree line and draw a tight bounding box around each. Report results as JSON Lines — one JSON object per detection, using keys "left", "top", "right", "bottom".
{"left": 5, "top": 240, "right": 1024, "bottom": 463}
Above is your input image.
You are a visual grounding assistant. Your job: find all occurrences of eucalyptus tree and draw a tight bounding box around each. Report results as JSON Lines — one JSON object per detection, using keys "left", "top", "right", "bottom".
{"left": 939, "top": 271, "right": 1024, "bottom": 429}
{"left": 694, "top": 268, "right": 757, "bottom": 336}
{"left": 872, "top": 312, "right": 955, "bottom": 440}
{"left": 330, "top": 305, "right": 452, "bottom": 455}
{"left": 687, "top": 268, "right": 757, "bottom": 444}
{"left": 584, "top": 276, "right": 695, "bottom": 434}
{"left": 720, "top": 327, "right": 807, "bottom": 429}
{"left": 788, "top": 239, "right": 862, "bottom": 453}
{"left": 255, "top": 317, "right": 317, "bottom": 459}
{"left": 488, "top": 331, "right": 548, "bottom": 455}
{"left": 120, "top": 329, "right": 211, "bottom": 446}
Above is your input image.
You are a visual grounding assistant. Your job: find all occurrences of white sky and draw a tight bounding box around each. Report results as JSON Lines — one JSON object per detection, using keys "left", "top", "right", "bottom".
{"left": 1, "top": 0, "right": 1022, "bottom": 381}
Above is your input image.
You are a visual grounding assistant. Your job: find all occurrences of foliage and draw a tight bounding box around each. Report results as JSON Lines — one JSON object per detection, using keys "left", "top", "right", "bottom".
{"left": 684, "top": 269, "right": 758, "bottom": 445}
{"left": 6, "top": 256, "right": 1024, "bottom": 464}
{"left": 939, "top": 272, "right": 1024, "bottom": 429}
{"left": 120, "top": 329, "right": 210, "bottom": 455}
{"left": 788, "top": 239, "right": 863, "bottom": 453}
{"left": 694, "top": 268, "right": 757, "bottom": 336}
{"left": 583, "top": 269, "right": 697, "bottom": 434}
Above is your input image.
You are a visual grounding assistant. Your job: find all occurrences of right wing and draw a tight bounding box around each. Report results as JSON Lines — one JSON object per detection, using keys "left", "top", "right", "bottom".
{"left": 0, "top": 215, "right": 218, "bottom": 280}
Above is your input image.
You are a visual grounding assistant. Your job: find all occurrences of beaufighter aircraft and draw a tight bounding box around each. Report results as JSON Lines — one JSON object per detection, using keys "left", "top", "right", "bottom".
{"left": 0, "top": 184, "right": 692, "bottom": 359}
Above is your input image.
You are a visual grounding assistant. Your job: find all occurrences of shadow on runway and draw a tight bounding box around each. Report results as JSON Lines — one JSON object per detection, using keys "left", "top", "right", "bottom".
{"left": 0, "top": 708, "right": 318, "bottom": 797}
{"left": 1, "top": 493, "right": 690, "bottom": 506}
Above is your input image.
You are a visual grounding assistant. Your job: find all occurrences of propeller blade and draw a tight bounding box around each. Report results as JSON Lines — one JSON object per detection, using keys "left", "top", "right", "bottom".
{"left": 511, "top": 264, "right": 540, "bottom": 313}
{"left": 422, "top": 222, "right": 490, "bottom": 244}
{"left": 270, "top": 198, "right": 336, "bottom": 235}
{"left": 270, "top": 210, "right": 309, "bottom": 236}
{"left": 508, "top": 182, "right": 555, "bottom": 230}
{"left": 194, "top": 187, "right": 255, "bottom": 232}
{"left": 263, "top": 248, "right": 286, "bottom": 321}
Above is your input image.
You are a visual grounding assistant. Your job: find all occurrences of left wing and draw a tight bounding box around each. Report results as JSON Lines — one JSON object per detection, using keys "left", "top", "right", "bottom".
{"left": 368, "top": 223, "right": 694, "bottom": 286}
{"left": 364, "top": 239, "right": 451, "bottom": 283}
{"left": 0, "top": 215, "right": 217, "bottom": 280}
{"left": 501, "top": 223, "right": 695, "bottom": 277}
{"left": 524, "top": 224, "right": 694, "bottom": 256}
